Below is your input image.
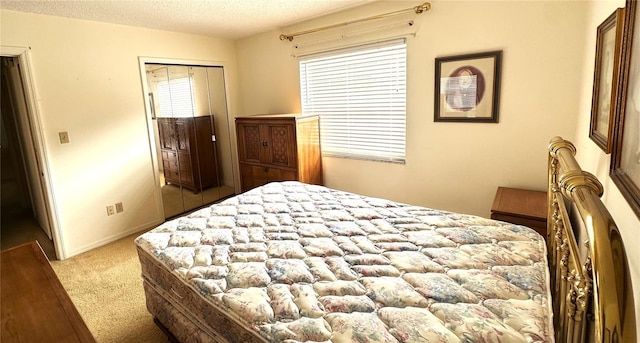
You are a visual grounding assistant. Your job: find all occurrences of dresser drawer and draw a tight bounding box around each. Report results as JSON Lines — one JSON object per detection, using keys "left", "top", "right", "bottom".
{"left": 240, "top": 164, "right": 296, "bottom": 191}
{"left": 161, "top": 150, "right": 179, "bottom": 181}
{"left": 162, "top": 149, "right": 177, "bottom": 162}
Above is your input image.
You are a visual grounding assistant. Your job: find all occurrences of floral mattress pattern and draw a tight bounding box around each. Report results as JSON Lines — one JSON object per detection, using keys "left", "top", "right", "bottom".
{"left": 136, "top": 181, "right": 553, "bottom": 343}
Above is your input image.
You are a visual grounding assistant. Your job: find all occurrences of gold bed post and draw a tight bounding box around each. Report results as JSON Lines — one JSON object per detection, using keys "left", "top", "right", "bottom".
{"left": 547, "top": 136, "right": 636, "bottom": 343}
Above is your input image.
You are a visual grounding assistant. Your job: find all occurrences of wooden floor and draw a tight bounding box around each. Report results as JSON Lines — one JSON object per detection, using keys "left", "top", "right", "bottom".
{"left": 1, "top": 205, "right": 56, "bottom": 260}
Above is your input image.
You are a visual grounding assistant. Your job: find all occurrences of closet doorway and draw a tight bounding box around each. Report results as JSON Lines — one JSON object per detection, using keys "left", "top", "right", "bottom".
{"left": 142, "top": 62, "right": 236, "bottom": 218}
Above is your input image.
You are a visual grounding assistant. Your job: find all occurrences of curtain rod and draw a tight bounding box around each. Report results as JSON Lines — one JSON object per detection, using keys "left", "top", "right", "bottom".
{"left": 279, "top": 2, "right": 431, "bottom": 41}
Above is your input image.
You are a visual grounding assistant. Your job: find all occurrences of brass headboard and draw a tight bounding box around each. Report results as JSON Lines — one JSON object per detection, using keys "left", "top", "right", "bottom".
{"left": 547, "top": 137, "right": 636, "bottom": 343}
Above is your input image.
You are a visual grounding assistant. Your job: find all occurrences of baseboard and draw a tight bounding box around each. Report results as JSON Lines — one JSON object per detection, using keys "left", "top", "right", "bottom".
{"left": 63, "top": 218, "right": 164, "bottom": 259}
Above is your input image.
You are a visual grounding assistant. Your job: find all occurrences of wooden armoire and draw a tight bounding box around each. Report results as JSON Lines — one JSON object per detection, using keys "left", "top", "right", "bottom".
{"left": 158, "top": 116, "right": 219, "bottom": 192}
{"left": 235, "top": 114, "right": 322, "bottom": 192}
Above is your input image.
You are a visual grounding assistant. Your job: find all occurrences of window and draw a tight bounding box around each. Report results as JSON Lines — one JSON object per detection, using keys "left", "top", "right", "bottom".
{"left": 157, "top": 77, "right": 194, "bottom": 117}
{"left": 299, "top": 39, "right": 406, "bottom": 163}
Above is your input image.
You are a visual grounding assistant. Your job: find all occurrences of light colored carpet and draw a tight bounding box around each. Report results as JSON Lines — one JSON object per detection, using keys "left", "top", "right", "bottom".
{"left": 50, "top": 232, "right": 167, "bottom": 343}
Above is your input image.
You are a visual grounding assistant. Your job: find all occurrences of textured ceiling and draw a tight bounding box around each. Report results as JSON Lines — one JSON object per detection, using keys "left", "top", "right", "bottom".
{"left": 0, "top": 0, "right": 374, "bottom": 40}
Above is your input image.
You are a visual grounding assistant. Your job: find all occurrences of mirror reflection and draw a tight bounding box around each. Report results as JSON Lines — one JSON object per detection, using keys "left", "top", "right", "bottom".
{"left": 145, "top": 64, "right": 235, "bottom": 218}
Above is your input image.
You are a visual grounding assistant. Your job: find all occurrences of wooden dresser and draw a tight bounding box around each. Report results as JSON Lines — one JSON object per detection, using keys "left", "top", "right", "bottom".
{"left": 236, "top": 114, "right": 322, "bottom": 192}
{"left": 491, "top": 187, "right": 548, "bottom": 239}
{"left": 158, "top": 116, "right": 219, "bottom": 192}
{"left": 1, "top": 241, "right": 95, "bottom": 342}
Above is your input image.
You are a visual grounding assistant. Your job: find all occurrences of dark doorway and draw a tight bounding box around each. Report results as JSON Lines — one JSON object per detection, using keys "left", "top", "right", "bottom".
{"left": 1, "top": 56, "right": 55, "bottom": 260}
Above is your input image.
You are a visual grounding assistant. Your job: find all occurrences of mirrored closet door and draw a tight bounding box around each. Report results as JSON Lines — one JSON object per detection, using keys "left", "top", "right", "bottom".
{"left": 145, "top": 64, "right": 235, "bottom": 218}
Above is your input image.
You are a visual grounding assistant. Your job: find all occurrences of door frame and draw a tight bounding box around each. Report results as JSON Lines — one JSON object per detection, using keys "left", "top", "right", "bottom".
{"left": 1, "top": 46, "right": 63, "bottom": 259}
{"left": 137, "top": 57, "right": 238, "bottom": 218}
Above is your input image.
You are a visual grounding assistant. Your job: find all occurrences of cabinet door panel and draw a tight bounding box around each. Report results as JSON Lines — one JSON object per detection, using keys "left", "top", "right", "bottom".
{"left": 174, "top": 119, "right": 192, "bottom": 153}
{"left": 266, "top": 124, "right": 296, "bottom": 168}
{"left": 158, "top": 118, "right": 175, "bottom": 150}
{"left": 237, "top": 123, "right": 263, "bottom": 163}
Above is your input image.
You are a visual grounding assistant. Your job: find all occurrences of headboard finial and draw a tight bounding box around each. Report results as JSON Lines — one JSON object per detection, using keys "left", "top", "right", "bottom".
{"left": 549, "top": 136, "right": 576, "bottom": 158}
{"left": 559, "top": 170, "right": 604, "bottom": 198}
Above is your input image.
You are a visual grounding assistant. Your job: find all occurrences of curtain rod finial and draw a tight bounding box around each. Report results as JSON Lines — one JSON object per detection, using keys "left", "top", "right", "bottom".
{"left": 279, "top": 34, "right": 293, "bottom": 41}
{"left": 415, "top": 2, "right": 431, "bottom": 14}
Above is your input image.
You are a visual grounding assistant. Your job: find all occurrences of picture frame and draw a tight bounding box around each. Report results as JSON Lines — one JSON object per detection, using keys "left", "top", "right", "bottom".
{"left": 589, "top": 8, "right": 625, "bottom": 153}
{"left": 434, "top": 50, "right": 502, "bottom": 123}
{"left": 611, "top": 0, "right": 640, "bottom": 219}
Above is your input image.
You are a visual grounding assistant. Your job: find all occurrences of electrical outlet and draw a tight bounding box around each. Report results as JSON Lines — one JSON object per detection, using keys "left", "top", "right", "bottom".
{"left": 115, "top": 202, "right": 124, "bottom": 213}
{"left": 106, "top": 205, "right": 115, "bottom": 216}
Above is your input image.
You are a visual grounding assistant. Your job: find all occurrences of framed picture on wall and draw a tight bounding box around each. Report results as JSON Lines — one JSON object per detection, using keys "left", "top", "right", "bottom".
{"left": 589, "top": 8, "right": 625, "bottom": 153}
{"left": 611, "top": 0, "right": 640, "bottom": 219}
{"left": 434, "top": 50, "right": 502, "bottom": 123}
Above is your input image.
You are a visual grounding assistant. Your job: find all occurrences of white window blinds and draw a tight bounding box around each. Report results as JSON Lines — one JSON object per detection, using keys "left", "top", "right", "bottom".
{"left": 157, "top": 77, "right": 194, "bottom": 117}
{"left": 299, "top": 39, "right": 406, "bottom": 163}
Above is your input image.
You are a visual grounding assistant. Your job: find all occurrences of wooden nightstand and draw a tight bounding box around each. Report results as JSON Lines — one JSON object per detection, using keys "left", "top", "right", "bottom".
{"left": 491, "top": 187, "right": 548, "bottom": 239}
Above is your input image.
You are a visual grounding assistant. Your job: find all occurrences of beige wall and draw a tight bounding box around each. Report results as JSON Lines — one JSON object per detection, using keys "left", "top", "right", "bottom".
{"left": 0, "top": 10, "right": 239, "bottom": 258}
{"left": 573, "top": 0, "right": 640, "bottom": 328}
{"left": 236, "top": 0, "right": 587, "bottom": 216}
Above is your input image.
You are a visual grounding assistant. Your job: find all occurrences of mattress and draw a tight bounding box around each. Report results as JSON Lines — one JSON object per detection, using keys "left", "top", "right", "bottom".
{"left": 136, "top": 181, "right": 554, "bottom": 343}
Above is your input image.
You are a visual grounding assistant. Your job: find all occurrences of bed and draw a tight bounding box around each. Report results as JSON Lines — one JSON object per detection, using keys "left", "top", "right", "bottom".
{"left": 135, "top": 136, "right": 636, "bottom": 342}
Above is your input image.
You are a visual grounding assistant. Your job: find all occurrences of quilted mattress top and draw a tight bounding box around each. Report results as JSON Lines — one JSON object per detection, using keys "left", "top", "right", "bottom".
{"left": 136, "top": 181, "right": 553, "bottom": 343}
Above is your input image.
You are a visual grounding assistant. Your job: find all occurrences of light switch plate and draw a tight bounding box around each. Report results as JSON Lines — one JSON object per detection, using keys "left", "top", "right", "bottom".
{"left": 59, "top": 131, "right": 70, "bottom": 144}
